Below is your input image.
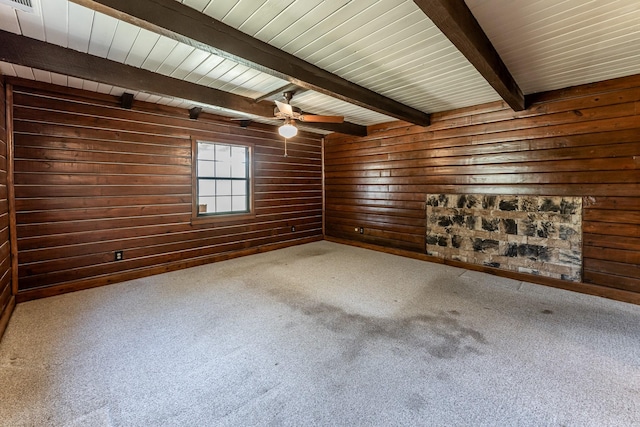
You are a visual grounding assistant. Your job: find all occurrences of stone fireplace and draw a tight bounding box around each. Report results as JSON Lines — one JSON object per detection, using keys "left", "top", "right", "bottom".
{"left": 426, "top": 194, "right": 582, "bottom": 281}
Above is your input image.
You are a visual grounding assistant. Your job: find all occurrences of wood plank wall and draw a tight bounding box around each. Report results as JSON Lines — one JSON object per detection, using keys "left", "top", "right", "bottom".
{"left": 583, "top": 196, "right": 640, "bottom": 294}
{"left": 0, "top": 77, "right": 15, "bottom": 338}
{"left": 325, "top": 74, "right": 640, "bottom": 298}
{"left": 10, "top": 79, "right": 322, "bottom": 300}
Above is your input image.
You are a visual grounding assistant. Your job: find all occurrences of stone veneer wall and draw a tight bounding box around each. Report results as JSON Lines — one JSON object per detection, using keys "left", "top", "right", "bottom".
{"left": 426, "top": 194, "right": 582, "bottom": 281}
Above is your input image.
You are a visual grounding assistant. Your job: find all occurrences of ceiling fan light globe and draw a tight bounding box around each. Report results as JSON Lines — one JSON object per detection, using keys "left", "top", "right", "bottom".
{"left": 279, "top": 123, "right": 298, "bottom": 138}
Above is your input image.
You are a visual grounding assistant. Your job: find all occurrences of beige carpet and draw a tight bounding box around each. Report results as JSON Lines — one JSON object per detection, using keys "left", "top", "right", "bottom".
{"left": 1, "top": 241, "right": 639, "bottom": 426}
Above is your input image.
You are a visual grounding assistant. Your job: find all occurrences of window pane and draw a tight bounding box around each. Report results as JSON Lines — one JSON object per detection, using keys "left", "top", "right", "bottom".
{"left": 232, "top": 180, "right": 246, "bottom": 196}
{"left": 198, "top": 179, "right": 215, "bottom": 196}
{"left": 231, "top": 146, "right": 247, "bottom": 178}
{"left": 231, "top": 162, "right": 246, "bottom": 178}
{"left": 216, "top": 196, "right": 232, "bottom": 213}
{"left": 215, "top": 160, "right": 231, "bottom": 178}
{"left": 198, "top": 142, "right": 215, "bottom": 160}
{"left": 232, "top": 195, "right": 247, "bottom": 211}
{"left": 231, "top": 146, "right": 245, "bottom": 159}
{"left": 198, "top": 160, "right": 215, "bottom": 177}
{"left": 215, "top": 144, "right": 231, "bottom": 178}
{"left": 216, "top": 180, "right": 232, "bottom": 196}
{"left": 215, "top": 144, "right": 230, "bottom": 161}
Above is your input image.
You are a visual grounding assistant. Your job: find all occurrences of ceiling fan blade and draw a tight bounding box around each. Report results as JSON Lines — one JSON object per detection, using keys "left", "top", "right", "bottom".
{"left": 275, "top": 100, "right": 294, "bottom": 116}
{"left": 298, "top": 114, "right": 344, "bottom": 123}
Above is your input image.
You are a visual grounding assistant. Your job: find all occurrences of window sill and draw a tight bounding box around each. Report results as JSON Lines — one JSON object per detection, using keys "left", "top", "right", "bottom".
{"left": 190, "top": 211, "right": 256, "bottom": 226}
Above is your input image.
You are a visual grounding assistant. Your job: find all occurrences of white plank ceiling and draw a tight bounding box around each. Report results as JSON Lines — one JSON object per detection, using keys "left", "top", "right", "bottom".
{"left": 465, "top": 0, "right": 640, "bottom": 95}
{"left": 0, "top": 0, "right": 639, "bottom": 132}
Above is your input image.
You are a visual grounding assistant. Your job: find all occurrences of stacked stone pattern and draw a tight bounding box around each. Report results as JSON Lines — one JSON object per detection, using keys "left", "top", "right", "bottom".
{"left": 426, "top": 194, "right": 582, "bottom": 282}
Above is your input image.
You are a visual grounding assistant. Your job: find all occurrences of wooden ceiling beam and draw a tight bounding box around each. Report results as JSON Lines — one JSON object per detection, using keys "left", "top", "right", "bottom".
{"left": 413, "top": 0, "right": 526, "bottom": 111}
{"left": 69, "top": 0, "right": 431, "bottom": 126}
{"left": 298, "top": 121, "right": 367, "bottom": 137}
{"left": 0, "top": 31, "right": 367, "bottom": 136}
{"left": 0, "top": 30, "right": 272, "bottom": 116}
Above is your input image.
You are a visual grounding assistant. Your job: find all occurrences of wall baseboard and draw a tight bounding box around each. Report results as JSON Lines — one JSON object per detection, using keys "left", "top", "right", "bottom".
{"left": 324, "top": 236, "right": 640, "bottom": 306}
{"left": 14, "top": 234, "right": 639, "bottom": 306}
{"left": 17, "top": 236, "right": 322, "bottom": 303}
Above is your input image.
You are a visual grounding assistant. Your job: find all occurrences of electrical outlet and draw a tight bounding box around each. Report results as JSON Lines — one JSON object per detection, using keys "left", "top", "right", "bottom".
{"left": 291, "top": 225, "right": 296, "bottom": 232}
{"left": 359, "top": 227, "right": 364, "bottom": 234}
{"left": 114, "top": 250, "right": 124, "bottom": 261}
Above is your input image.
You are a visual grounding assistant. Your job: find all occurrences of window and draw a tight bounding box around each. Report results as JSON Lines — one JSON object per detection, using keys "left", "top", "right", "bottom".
{"left": 193, "top": 140, "right": 252, "bottom": 220}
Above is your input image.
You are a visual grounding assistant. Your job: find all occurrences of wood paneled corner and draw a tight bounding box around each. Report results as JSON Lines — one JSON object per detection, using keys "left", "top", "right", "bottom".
{"left": 325, "top": 74, "right": 640, "bottom": 302}
{"left": 0, "top": 76, "right": 15, "bottom": 340}
{"left": 10, "top": 79, "right": 323, "bottom": 300}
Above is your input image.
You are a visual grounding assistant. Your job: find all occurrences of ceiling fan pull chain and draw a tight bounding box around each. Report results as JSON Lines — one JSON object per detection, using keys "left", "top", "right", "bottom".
{"left": 284, "top": 138, "right": 288, "bottom": 157}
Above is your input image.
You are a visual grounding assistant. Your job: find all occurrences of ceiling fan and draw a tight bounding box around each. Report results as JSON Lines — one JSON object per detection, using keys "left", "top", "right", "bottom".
{"left": 275, "top": 91, "right": 344, "bottom": 139}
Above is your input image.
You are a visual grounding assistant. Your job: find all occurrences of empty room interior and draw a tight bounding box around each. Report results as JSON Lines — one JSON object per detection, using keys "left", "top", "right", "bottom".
{"left": 0, "top": 0, "right": 639, "bottom": 425}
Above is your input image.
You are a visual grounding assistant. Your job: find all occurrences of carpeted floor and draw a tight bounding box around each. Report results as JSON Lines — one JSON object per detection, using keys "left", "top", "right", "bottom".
{"left": 0, "top": 241, "right": 639, "bottom": 426}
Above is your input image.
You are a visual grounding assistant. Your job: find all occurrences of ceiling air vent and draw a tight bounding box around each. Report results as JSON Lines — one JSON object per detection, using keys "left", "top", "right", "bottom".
{"left": 0, "top": 0, "right": 39, "bottom": 14}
